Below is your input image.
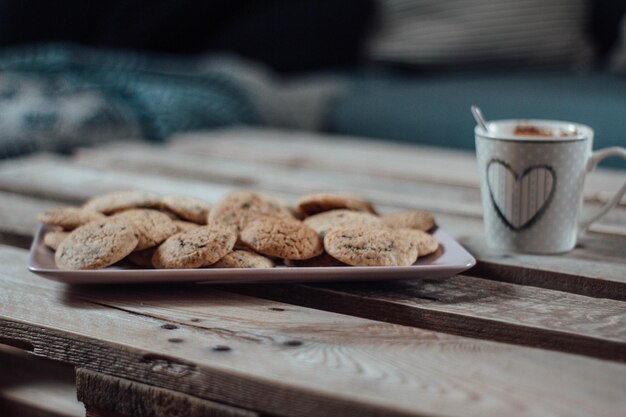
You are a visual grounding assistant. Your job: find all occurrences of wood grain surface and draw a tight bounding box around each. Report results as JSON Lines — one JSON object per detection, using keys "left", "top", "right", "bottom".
{"left": 75, "top": 143, "right": 484, "bottom": 217}
{"left": 4, "top": 149, "right": 622, "bottom": 300}
{"left": 2, "top": 245, "right": 626, "bottom": 417}
{"left": 0, "top": 191, "right": 60, "bottom": 249}
{"left": 74, "top": 142, "right": 626, "bottom": 233}
{"left": 2, "top": 129, "right": 625, "bottom": 417}
{"left": 0, "top": 143, "right": 623, "bottom": 366}
{"left": 232, "top": 276, "right": 626, "bottom": 362}
{"left": 0, "top": 157, "right": 233, "bottom": 204}
{"left": 169, "top": 128, "right": 626, "bottom": 206}
{"left": 0, "top": 191, "right": 624, "bottom": 362}
{"left": 1, "top": 190, "right": 624, "bottom": 362}
{"left": 457, "top": 235, "right": 626, "bottom": 300}
{"left": 77, "top": 368, "right": 258, "bottom": 417}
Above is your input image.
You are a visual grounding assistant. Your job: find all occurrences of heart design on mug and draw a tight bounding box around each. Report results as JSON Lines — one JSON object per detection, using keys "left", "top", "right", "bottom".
{"left": 486, "top": 159, "right": 556, "bottom": 231}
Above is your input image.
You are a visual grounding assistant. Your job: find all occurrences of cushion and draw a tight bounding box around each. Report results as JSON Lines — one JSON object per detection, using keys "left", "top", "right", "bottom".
{"left": 367, "top": 0, "right": 594, "bottom": 69}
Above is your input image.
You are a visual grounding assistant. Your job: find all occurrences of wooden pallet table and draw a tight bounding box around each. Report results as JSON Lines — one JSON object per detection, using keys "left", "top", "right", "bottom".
{"left": 1, "top": 128, "right": 625, "bottom": 417}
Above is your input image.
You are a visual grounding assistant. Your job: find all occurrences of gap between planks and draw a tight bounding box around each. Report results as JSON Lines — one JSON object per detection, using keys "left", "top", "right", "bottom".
{"left": 0, "top": 344, "right": 84, "bottom": 417}
{"left": 85, "top": 407, "right": 126, "bottom": 417}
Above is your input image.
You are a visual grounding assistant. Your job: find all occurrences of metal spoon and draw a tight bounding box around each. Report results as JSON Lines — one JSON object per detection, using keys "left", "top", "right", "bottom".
{"left": 471, "top": 105, "right": 489, "bottom": 133}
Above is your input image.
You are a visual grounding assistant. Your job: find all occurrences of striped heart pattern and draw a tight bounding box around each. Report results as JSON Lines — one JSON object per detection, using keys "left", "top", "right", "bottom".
{"left": 486, "top": 159, "right": 556, "bottom": 231}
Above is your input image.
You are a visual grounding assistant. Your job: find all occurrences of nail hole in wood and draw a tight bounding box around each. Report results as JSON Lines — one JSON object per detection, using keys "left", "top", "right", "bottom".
{"left": 168, "top": 338, "right": 184, "bottom": 343}
{"left": 284, "top": 340, "right": 303, "bottom": 347}
{"left": 212, "top": 345, "right": 231, "bottom": 352}
{"left": 269, "top": 307, "right": 285, "bottom": 311}
{"left": 161, "top": 324, "right": 178, "bottom": 330}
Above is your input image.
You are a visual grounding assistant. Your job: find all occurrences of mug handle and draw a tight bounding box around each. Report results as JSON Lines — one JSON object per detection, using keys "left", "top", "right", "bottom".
{"left": 579, "top": 147, "right": 626, "bottom": 232}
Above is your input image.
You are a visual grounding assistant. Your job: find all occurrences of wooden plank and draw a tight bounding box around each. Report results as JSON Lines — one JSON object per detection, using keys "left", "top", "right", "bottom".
{"left": 438, "top": 213, "right": 626, "bottom": 300}
{"left": 168, "top": 129, "right": 500, "bottom": 189}
{"left": 2, "top": 246, "right": 626, "bottom": 417}
{"left": 459, "top": 235, "right": 626, "bottom": 300}
{"left": 84, "top": 276, "right": 626, "bottom": 362}
{"left": 68, "top": 146, "right": 626, "bottom": 299}
{"left": 1, "top": 193, "right": 624, "bottom": 360}
{"left": 1, "top": 156, "right": 625, "bottom": 301}
{"left": 232, "top": 277, "right": 626, "bottom": 362}
{"left": 76, "top": 368, "right": 258, "bottom": 417}
{"left": 74, "top": 144, "right": 484, "bottom": 218}
{"left": 74, "top": 143, "right": 626, "bottom": 236}
{"left": 169, "top": 128, "right": 626, "bottom": 205}
{"left": 0, "top": 191, "right": 61, "bottom": 248}
{"left": 0, "top": 345, "right": 83, "bottom": 417}
{"left": 0, "top": 156, "right": 233, "bottom": 204}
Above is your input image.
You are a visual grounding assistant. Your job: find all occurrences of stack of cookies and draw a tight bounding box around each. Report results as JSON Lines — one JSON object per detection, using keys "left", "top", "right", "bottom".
{"left": 38, "top": 190, "right": 439, "bottom": 270}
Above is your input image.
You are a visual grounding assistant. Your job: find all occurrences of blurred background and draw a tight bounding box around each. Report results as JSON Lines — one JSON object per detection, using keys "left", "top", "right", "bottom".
{"left": 0, "top": 0, "right": 624, "bottom": 166}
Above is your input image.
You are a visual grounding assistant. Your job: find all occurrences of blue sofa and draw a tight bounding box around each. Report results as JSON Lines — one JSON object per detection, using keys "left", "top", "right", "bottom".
{"left": 328, "top": 70, "right": 626, "bottom": 168}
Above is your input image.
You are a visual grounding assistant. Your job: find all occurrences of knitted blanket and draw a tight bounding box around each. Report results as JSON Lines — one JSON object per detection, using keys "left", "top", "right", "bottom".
{"left": 0, "top": 44, "right": 344, "bottom": 158}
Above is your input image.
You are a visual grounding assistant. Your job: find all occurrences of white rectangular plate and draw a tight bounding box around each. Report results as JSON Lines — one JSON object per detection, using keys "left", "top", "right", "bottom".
{"left": 28, "top": 225, "right": 475, "bottom": 285}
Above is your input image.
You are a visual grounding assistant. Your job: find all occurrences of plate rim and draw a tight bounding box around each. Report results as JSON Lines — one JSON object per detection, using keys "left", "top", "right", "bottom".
{"left": 28, "top": 224, "right": 476, "bottom": 284}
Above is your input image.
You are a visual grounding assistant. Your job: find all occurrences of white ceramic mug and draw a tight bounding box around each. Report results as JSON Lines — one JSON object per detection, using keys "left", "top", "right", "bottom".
{"left": 475, "top": 120, "right": 626, "bottom": 253}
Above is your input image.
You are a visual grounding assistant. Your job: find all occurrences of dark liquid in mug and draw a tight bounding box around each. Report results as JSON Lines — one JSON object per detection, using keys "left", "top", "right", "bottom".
{"left": 513, "top": 124, "right": 579, "bottom": 139}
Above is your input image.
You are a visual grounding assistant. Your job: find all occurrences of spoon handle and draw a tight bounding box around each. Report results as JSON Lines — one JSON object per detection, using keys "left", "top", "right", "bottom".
{"left": 471, "top": 105, "right": 489, "bottom": 132}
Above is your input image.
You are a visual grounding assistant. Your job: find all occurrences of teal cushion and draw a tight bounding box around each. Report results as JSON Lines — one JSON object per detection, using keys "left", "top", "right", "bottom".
{"left": 328, "top": 71, "right": 626, "bottom": 168}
